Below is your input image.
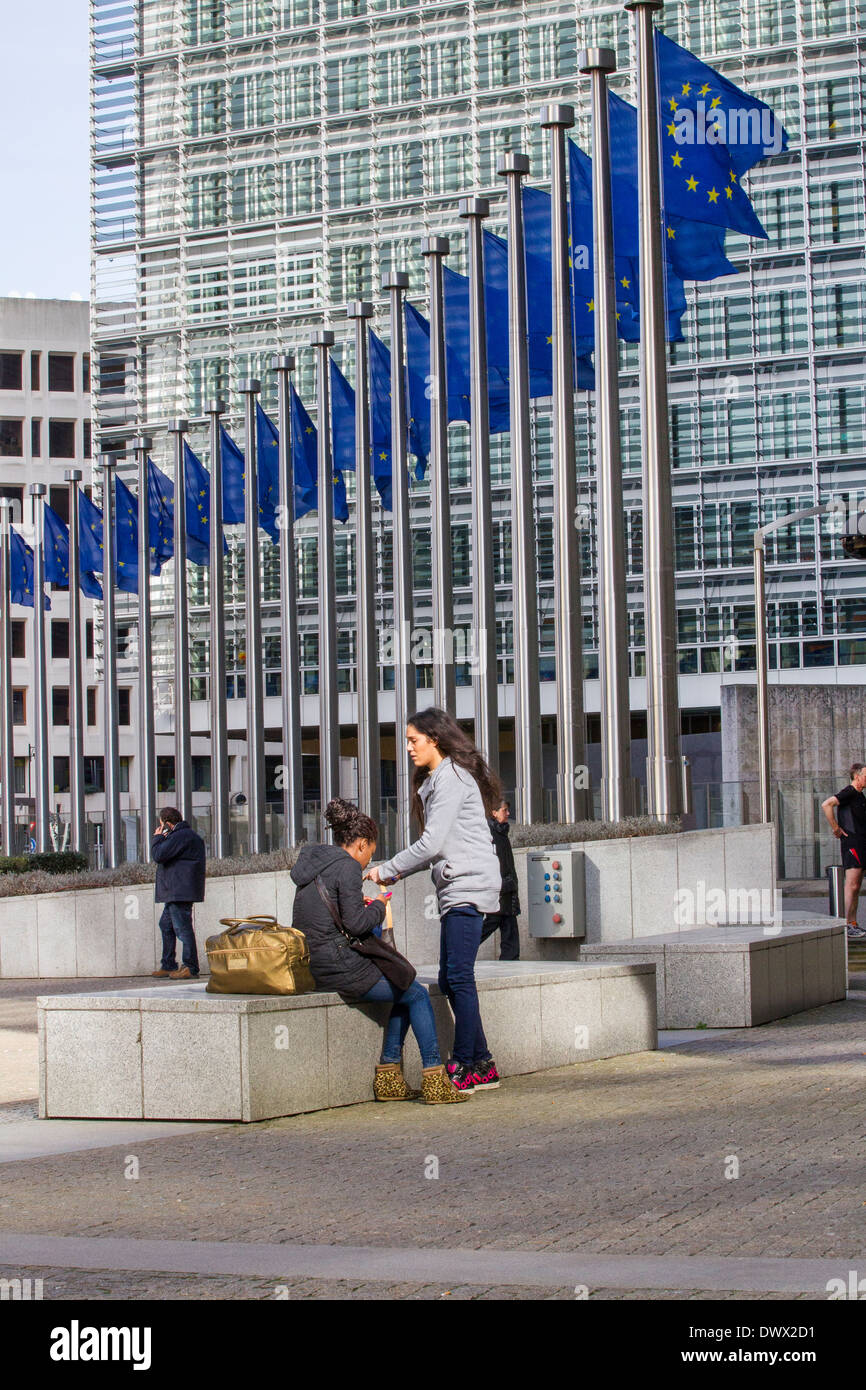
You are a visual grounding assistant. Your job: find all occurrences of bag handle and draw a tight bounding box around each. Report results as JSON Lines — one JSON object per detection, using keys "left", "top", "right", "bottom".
{"left": 218, "top": 915, "right": 279, "bottom": 935}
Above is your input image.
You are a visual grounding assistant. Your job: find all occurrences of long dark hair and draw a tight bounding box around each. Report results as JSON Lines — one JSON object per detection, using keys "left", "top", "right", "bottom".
{"left": 324, "top": 798, "right": 378, "bottom": 848}
{"left": 406, "top": 707, "right": 503, "bottom": 828}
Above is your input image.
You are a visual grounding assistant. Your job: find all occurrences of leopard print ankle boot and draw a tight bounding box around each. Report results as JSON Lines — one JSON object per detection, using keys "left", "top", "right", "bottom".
{"left": 421, "top": 1064, "right": 468, "bottom": 1104}
{"left": 374, "top": 1062, "right": 420, "bottom": 1101}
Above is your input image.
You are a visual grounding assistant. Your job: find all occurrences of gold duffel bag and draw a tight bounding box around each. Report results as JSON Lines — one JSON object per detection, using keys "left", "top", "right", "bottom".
{"left": 205, "top": 915, "right": 317, "bottom": 996}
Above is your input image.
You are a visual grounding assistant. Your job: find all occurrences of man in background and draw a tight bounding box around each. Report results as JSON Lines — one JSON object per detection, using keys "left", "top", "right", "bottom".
{"left": 822, "top": 763, "right": 866, "bottom": 940}
{"left": 151, "top": 806, "right": 207, "bottom": 979}
{"left": 481, "top": 800, "right": 521, "bottom": 961}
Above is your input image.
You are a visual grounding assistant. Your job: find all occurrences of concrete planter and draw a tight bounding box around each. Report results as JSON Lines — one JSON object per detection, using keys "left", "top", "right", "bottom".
{"left": 0, "top": 824, "right": 776, "bottom": 978}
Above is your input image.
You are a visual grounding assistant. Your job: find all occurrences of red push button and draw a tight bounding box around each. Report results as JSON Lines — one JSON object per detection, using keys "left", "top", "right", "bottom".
{"left": 552, "top": 860, "right": 561, "bottom": 870}
{"left": 552, "top": 913, "right": 563, "bottom": 924}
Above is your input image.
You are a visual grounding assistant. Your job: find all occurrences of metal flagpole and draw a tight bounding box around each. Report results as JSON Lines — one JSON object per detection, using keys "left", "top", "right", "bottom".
{"left": 169, "top": 420, "right": 193, "bottom": 827}
{"left": 99, "top": 456, "right": 122, "bottom": 868}
{"left": 132, "top": 437, "right": 156, "bottom": 859}
{"left": 382, "top": 273, "right": 413, "bottom": 845}
{"left": 0, "top": 501, "right": 16, "bottom": 855}
{"left": 271, "top": 360, "right": 305, "bottom": 848}
{"left": 540, "top": 104, "right": 588, "bottom": 824}
{"left": 64, "top": 469, "right": 86, "bottom": 855}
{"left": 205, "top": 401, "right": 231, "bottom": 857}
{"left": 579, "top": 48, "right": 634, "bottom": 822}
{"left": 497, "top": 153, "right": 544, "bottom": 825}
{"left": 458, "top": 197, "right": 499, "bottom": 774}
{"left": 344, "top": 307, "right": 381, "bottom": 827}
{"left": 754, "top": 533, "right": 770, "bottom": 824}
{"left": 311, "top": 334, "right": 340, "bottom": 825}
{"left": 625, "top": 0, "right": 683, "bottom": 819}
{"left": 420, "top": 237, "right": 456, "bottom": 717}
{"left": 240, "top": 381, "right": 267, "bottom": 854}
{"left": 28, "top": 484, "right": 51, "bottom": 853}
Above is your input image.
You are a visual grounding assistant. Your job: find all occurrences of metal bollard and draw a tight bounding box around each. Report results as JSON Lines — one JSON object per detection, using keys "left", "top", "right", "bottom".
{"left": 827, "top": 864, "right": 846, "bottom": 917}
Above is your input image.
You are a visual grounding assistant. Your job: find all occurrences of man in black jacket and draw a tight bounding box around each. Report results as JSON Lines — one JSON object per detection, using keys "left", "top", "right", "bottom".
{"left": 151, "top": 807, "right": 207, "bottom": 980}
{"left": 480, "top": 800, "right": 521, "bottom": 961}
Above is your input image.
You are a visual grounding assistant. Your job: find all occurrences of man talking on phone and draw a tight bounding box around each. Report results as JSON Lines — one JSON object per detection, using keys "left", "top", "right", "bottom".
{"left": 150, "top": 806, "right": 207, "bottom": 980}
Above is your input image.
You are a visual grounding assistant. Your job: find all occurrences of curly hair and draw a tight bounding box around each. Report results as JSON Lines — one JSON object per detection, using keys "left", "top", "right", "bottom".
{"left": 406, "top": 707, "right": 504, "bottom": 828}
{"left": 324, "top": 797, "right": 379, "bottom": 848}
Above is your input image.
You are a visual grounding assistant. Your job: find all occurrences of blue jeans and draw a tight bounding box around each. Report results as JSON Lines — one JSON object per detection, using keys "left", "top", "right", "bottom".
{"left": 158, "top": 902, "right": 200, "bottom": 975}
{"left": 357, "top": 978, "right": 441, "bottom": 1069}
{"left": 438, "top": 905, "right": 489, "bottom": 1066}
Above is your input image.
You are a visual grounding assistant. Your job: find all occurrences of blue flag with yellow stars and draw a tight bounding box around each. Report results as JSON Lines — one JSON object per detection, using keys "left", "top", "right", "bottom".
{"left": 289, "top": 384, "right": 318, "bottom": 520}
{"left": 43, "top": 503, "right": 103, "bottom": 598}
{"left": 656, "top": 30, "right": 789, "bottom": 177}
{"left": 183, "top": 443, "right": 231, "bottom": 565}
{"left": 78, "top": 491, "right": 104, "bottom": 579}
{"left": 567, "top": 135, "right": 687, "bottom": 344}
{"left": 330, "top": 358, "right": 356, "bottom": 476}
{"left": 404, "top": 301, "right": 470, "bottom": 475}
{"left": 442, "top": 262, "right": 511, "bottom": 433}
{"left": 522, "top": 183, "right": 597, "bottom": 390}
{"left": 255, "top": 404, "right": 281, "bottom": 543}
{"left": 369, "top": 331, "right": 395, "bottom": 511}
{"left": 289, "top": 385, "right": 347, "bottom": 523}
{"left": 9, "top": 527, "right": 50, "bottom": 609}
{"left": 219, "top": 426, "right": 245, "bottom": 526}
{"left": 654, "top": 31, "right": 788, "bottom": 238}
{"left": 147, "top": 458, "right": 175, "bottom": 574}
{"left": 608, "top": 91, "right": 736, "bottom": 282}
{"left": 115, "top": 476, "right": 139, "bottom": 593}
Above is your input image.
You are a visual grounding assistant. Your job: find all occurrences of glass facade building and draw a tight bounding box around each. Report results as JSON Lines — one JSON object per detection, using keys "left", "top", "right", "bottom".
{"left": 90, "top": 0, "right": 866, "bottom": 802}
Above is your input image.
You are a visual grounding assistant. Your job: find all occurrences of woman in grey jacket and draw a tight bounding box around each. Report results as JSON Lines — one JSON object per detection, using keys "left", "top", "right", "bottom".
{"left": 369, "top": 707, "right": 504, "bottom": 1094}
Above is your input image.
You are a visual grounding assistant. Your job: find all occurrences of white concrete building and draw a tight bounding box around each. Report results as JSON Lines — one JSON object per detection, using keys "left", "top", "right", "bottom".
{"left": 0, "top": 296, "right": 141, "bottom": 856}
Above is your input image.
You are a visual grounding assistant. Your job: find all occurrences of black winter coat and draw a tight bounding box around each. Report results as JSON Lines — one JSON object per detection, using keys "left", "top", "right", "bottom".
{"left": 151, "top": 821, "right": 207, "bottom": 904}
{"left": 290, "top": 843, "right": 387, "bottom": 1002}
{"left": 488, "top": 818, "right": 521, "bottom": 916}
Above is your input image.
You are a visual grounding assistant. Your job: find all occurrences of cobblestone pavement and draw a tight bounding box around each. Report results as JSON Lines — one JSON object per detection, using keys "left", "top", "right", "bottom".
{"left": 0, "top": 1267, "right": 820, "bottom": 1300}
{"left": 1, "top": 997, "right": 866, "bottom": 1298}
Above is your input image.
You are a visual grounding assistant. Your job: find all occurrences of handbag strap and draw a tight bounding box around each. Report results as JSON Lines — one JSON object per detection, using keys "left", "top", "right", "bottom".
{"left": 314, "top": 875, "right": 350, "bottom": 938}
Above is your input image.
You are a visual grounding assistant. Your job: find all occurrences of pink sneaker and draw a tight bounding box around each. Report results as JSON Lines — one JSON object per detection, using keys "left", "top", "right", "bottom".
{"left": 473, "top": 1057, "right": 501, "bottom": 1090}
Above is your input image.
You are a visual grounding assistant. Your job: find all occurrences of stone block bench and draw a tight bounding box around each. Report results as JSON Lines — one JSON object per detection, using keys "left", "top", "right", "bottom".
{"left": 38, "top": 960, "right": 657, "bottom": 1123}
{"left": 579, "top": 916, "right": 846, "bottom": 1029}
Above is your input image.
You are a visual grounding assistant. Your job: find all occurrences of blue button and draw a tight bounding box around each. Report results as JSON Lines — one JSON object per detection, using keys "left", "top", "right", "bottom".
{"left": 554, "top": 895, "right": 561, "bottom": 903}
{"left": 544, "top": 873, "right": 550, "bottom": 880}
{"left": 544, "top": 895, "right": 550, "bottom": 903}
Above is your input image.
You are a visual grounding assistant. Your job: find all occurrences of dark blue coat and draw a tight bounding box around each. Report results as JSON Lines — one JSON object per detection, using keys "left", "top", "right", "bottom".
{"left": 152, "top": 821, "right": 206, "bottom": 904}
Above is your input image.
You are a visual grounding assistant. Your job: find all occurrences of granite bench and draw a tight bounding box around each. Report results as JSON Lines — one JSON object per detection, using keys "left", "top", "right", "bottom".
{"left": 579, "top": 916, "right": 846, "bottom": 1029}
{"left": 38, "top": 960, "right": 657, "bottom": 1123}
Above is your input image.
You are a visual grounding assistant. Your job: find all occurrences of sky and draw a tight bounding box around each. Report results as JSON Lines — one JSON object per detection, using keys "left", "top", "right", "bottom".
{"left": 0, "top": 1, "right": 90, "bottom": 301}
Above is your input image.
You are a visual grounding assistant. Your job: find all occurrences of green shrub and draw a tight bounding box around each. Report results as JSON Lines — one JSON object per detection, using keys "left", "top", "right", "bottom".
{"left": 0, "top": 850, "right": 88, "bottom": 876}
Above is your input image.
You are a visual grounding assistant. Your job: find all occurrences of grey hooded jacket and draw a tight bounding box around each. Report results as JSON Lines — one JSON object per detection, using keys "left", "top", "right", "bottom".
{"left": 377, "top": 757, "right": 501, "bottom": 915}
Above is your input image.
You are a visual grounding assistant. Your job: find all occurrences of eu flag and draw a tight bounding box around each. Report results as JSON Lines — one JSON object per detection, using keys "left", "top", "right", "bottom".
{"left": 656, "top": 30, "right": 789, "bottom": 176}
{"left": 147, "top": 458, "right": 174, "bottom": 574}
{"left": 330, "top": 357, "right": 356, "bottom": 476}
{"left": 653, "top": 32, "right": 783, "bottom": 238}
{"left": 289, "top": 385, "right": 348, "bottom": 523}
{"left": 184, "top": 442, "right": 232, "bottom": 565}
{"left": 220, "top": 426, "right": 245, "bottom": 526}
{"left": 289, "top": 384, "right": 318, "bottom": 520}
{"left": 115, "top": 476, "right": 139, "bottom": 593}
{"left": 522, "top": 183, "right": 597, "bottom": 389}
{"left": 78, "top": 491, "right": 105, "bottom": 580}
{"left": 404, "top": 302, "right": 431, "bottom": 472}
{"left": 567, "top": 133, "right": 687, "bottom": 344}
{"left": 369, "top": 331, "right": 394, "bottom": 511}
{"left": 608, "top": 90, "right": 736, "bottom": 281}
{"left": 9, "top": 528, "right": 50, "bottom": 610}
{"left": 255, "top": 404, "right": 281, "bottom": 543}
{"left": 44, "top": 503, "right": 103, "bottom": 599}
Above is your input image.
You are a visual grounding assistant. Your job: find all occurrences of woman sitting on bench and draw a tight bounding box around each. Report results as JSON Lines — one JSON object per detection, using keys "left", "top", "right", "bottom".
{"left": 290, "top": 798, "right": 465, "bottom": 1105}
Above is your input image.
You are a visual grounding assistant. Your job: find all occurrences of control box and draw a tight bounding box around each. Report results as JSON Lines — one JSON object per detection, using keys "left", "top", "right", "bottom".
{"left": 527, "top": 847, "right": 585, "bottom": 938}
